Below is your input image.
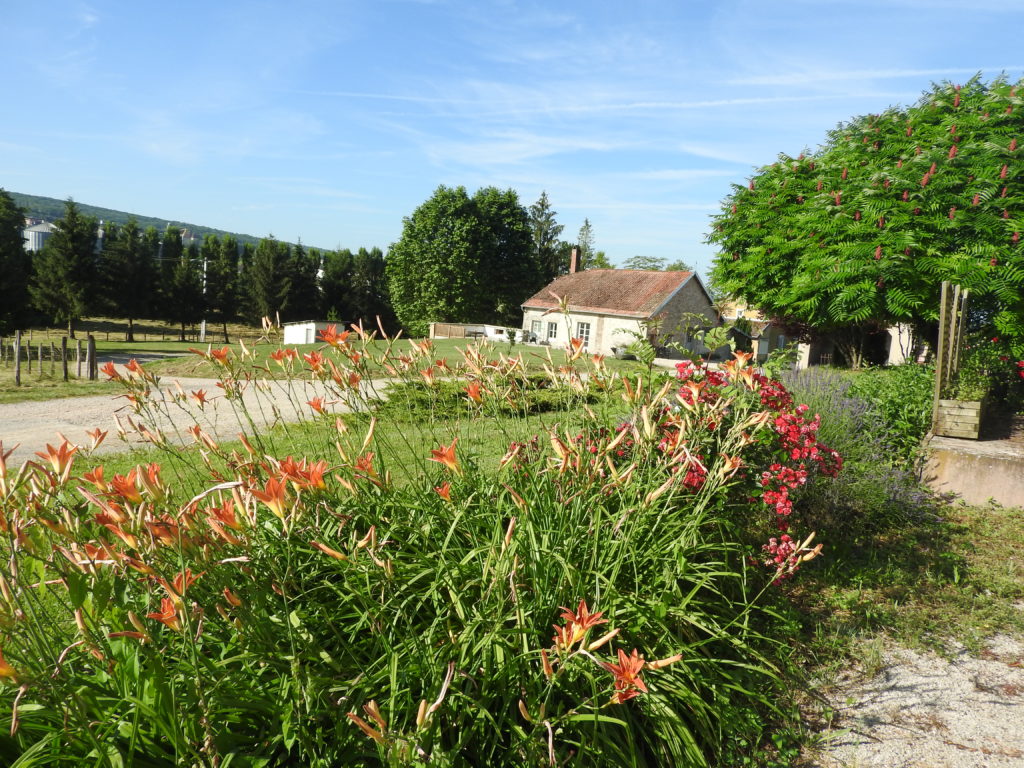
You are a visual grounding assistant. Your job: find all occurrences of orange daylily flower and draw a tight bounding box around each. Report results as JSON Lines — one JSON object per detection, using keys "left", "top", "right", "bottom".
{"left": 0, "top": 647, "right": 20, "bottom": 682}
{"left": 190, "top": 389, "right": 210, "bottom": 406}
{"left": 85, "top": 428, "right": 108, "bottom": 450}
{"left": 109, "top": 469, "right": 143, "bottom": 504}
{"left": 602, "top": 648, "right": 648, "bottom": 703}
{"left": 82, "top": 466, "right": 108, "bottom": 492}
{"left": 307, "top": 397, "right": 326, "bottom": 414}
{"left": 35, "top": 439, "right": 78, "bottom": 480}
{"left": 100, "top": 361, "right": 122, "bottom": 380}
{"left": 303, "top": 350, "right": 326, "bottom": 373}
{"left": 318, "top": 324, "right": 350, "bottom": 347}
{"left": 222, "top": 587, "right": 243, "bottom": 607}
{"left": 567, "top": 336, "right": 586, "bottom": 361}
{"left": 429, "top": 438, "right": 462, "bottom": 475}
{"left": 553, "top": 599, "right": 608, "bottom": 650}
{"left": 419, "top": 367, "right": 436, "bottom": 385}
{"left": 210, "top": 346, "right": 231, "bottom": 365}
{"left": 434, "top": 482, "right": 452, "bottom": 502}
{"left": 147, "top": 597, "right": 182, "bottom": 632}
{"left": 464, "top": 381, "right": 483, "bottom": 404}
{"left": 252, "top": 476, "right": 289, "bottom": 520}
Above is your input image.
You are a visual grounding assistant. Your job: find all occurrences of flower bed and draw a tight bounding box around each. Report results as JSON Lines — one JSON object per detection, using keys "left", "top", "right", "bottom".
{"left": 0, "top": 333, "right": 840, "bottom": 766}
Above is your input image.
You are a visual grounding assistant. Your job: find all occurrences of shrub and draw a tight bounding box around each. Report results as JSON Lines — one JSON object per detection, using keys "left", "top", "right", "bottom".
{"left": 781, "top": 366, "right": 940, "bottom": 535}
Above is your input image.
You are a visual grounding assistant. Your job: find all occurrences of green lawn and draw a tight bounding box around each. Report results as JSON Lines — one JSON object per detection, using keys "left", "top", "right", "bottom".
{"left": 0, "top": 367, "right": 123, "bottom": 404}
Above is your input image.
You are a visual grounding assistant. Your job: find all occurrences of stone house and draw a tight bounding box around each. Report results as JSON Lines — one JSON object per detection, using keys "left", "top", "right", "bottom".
{"left": 520, "top": 267, "right": 717, "bottom": 357}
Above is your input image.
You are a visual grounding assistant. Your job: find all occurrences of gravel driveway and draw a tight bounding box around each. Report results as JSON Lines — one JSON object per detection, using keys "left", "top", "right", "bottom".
{"left": 0, "top": 373, "right": 377, "bottom": 466}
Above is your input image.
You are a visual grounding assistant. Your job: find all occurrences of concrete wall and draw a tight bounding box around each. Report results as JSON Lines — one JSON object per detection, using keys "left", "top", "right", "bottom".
{"left": 922, "top": 436, "right": 1024, "bottom": 508}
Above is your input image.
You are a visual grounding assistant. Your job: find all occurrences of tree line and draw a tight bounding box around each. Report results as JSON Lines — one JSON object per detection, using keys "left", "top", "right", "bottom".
{"left": 0, "top": 195, "right": 392, "bottom": 341}
{"left": 0, "top": 186, "right": 638, "bottom": 340}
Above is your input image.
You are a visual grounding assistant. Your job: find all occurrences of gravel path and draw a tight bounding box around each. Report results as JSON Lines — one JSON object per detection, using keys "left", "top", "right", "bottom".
{"left": 0, "top": 373, "right": 377, "bottom": 465}
{"left": 809, "top": 632, "right": 1024, "bottom": 767}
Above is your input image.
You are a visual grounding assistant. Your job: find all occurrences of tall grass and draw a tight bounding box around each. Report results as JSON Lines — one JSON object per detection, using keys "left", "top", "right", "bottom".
{"left": 0, "top": 333, "right": 835, "bottom": 766}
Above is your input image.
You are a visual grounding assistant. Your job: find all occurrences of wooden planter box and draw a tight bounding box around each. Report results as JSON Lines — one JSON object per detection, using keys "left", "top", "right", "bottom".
{"left": 934, "top": 399, "right": 984, "bottom": 439}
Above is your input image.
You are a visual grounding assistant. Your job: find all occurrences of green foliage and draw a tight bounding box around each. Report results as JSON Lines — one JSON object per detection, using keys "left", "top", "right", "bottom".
{"left": 203, "top": 235, "right": 243, "bottom": 341}
{"left": 100, "top": 218, "right": 156, "bottom": 340}
{"left": 589, "top": 250, "right": 613, "bottom": 269}
{"left": 576, "top": 217, "right": 596, "bottom": 270}
{"left": 848, "top": 363, "right": 935, "bottom": 461}
{"left": 164, "top": 243, "right": 205, "bottom": 341}
{"left": 247, "top": 235, "right": 292, "bottom": 322}
{"left": 29, "top": 199, "right": 98, "bottom": 336}
{"left": 529, "top": 191, "right": 565, "bottom": 282}
{"left": 387, "top": 185, "right": 541, "bottom": 336}
{"left": 0, "top": 188, "right": 31, "bottom": 332}
{"left": 281, "top": 242, "right": 321, "bottom": 322}
{"left": 710, "top": 75, "right": 1024, "bottom": 361}
{"left": 622, "top": 255, "right": 667, "bottom": 271}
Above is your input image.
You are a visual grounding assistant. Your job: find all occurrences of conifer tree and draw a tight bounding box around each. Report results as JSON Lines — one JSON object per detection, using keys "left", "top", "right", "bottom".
{"left": 30, "top": 199, "right": 98, "bottom": 338}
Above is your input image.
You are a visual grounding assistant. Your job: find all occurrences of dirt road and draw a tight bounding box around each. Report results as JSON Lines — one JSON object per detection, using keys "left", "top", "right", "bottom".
{"left": 0, "top": 374, "right": 376, "bottom": 466}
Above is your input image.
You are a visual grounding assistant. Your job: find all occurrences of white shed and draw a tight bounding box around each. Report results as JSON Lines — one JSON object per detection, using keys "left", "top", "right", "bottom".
{"left": 283, "top": 321, "right": 332, "bottom": 345}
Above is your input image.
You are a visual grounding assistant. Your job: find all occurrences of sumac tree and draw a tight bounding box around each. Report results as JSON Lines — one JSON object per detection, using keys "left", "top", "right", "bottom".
{"left": 709, "top": 75, "right": 1024, "bottom": 364}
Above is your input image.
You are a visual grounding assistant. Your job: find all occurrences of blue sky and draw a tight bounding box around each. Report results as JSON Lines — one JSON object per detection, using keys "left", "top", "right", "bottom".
{"left": 3, "top": 0, "right": 1023, "bottom": 278}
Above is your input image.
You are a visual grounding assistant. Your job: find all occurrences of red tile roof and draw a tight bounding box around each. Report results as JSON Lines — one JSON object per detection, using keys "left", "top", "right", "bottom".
{"left": 521, "top": 269, "right": 694, "bottom": 319}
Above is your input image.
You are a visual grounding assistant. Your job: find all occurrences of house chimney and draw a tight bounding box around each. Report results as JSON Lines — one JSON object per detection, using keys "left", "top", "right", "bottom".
{"left": 569, "top": 247, "right": 579, "bottom": 274}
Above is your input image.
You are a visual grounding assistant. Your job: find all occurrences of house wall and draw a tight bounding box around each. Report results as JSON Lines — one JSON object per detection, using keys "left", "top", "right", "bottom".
{"left": 521, "top": 308, "right": 645, "bottom": 355}
{"left": 649, "top": 278, "right": 719, "bottom": 357}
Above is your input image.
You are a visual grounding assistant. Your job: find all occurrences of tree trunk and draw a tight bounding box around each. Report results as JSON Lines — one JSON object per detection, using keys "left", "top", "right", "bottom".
{"left": 834, "top": 327, "right": 867, "bottom": 370}
{"left": 222, "top": 322, "right": 230, "bottom": 344}
{"left": 126, "top": 316, "right": 135, "bottom": 343}
{"left": 68, "top": 318, "right": 75, "bottom": 340}
{"left": 179, "top": 322, "right": 186, "bottom": 342}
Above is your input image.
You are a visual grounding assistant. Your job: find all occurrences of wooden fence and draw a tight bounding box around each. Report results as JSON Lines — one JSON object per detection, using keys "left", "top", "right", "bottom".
{"left": 931, "top": 281, "right": 977, "bottom": 437}
{"left": 1, "top": 334, "right": 99, "bottom": 384}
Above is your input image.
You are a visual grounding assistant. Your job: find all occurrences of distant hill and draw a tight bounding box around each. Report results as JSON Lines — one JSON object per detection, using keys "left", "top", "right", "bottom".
{"left": 9, "top": 191, "right": 266, "bottom": 248}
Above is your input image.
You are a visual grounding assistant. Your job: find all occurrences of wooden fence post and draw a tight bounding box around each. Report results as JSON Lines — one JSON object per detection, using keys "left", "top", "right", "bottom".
{"left": 38, "top": 342, "right": 43, "bottom": 378}
{"left": 77, "top": 339, "right": 83, "bottom": 378}
{"left": 62, "top": 337, "right": 69, "bottom": 382}
{"left": 87, "top": 335, "right": 97, "bottom": 380}
{"left": 13, "top": 331, "right": 21, "bottom": 386}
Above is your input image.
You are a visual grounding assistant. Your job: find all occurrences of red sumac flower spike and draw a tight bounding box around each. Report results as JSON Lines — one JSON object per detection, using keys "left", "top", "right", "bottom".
{"left": 1011, "top": 138, "right": 1018, "bottom": 151}
{"left": 903, "top": 189, "right": 910, "bottom": 201}
{"left": 1000, "top": 164, "right": 1009, "bottom": 179}
{"left": 972, "top": 194, "right": 980, "bottom": 206}
{"left": 874, "top": 245, "right": 882, "bottom": 260}
{"left": 949, "top": 207, "right": 956, "bottom": 220}
{"left": 948, "top": 145, "right": 958, "bottom": 159}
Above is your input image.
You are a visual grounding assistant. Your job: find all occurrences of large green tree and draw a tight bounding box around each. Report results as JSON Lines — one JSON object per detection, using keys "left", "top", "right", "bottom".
{"left": 387, "top": 185, "right": 539, "bottom": 336}
{"left": 709, "top": 75, "right": 1024, "bottom": 365}
{"left": 529, "top": 191, "right": 565, "bottom": 282}
{"left": 473, "top": 186, "right": 540, "bottom": 322}
{"left": 164, "top": 244, "right": 205, "bottom": 341}
{"left": 0, "top": 189, "right": 31, "bottom": 332}
{"left": 576, "top": 218, "right": 596, "bottom": 271}
{"left": 101, "top": 218, "right": 155, "bottom": 341}
{"left": 203, "top": 235, "right": 241, "bottom": 343}
{"left": 30, "top": 200, "right": 98, "bottom": 337}
{"left": 248, "top": 236, "right": 291, "bottom": 323}
{"left": 281, "top": 242, "right": 321, "bottom": 322}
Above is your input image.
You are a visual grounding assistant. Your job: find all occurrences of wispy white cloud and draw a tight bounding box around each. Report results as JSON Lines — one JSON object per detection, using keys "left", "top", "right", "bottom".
{"left": 621, "top": 169, "right": 737, "bottom": 181}
{"left": 729, "top": 66, "right": 1024, "bottom": 87}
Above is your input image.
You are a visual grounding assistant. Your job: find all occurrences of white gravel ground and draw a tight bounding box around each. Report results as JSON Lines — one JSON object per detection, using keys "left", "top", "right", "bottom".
{"left": 810, "top": 632, "right": 1024, "bottom": 768}
{"left": 0, "top": 373, "right": 378, "bottom": 465}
